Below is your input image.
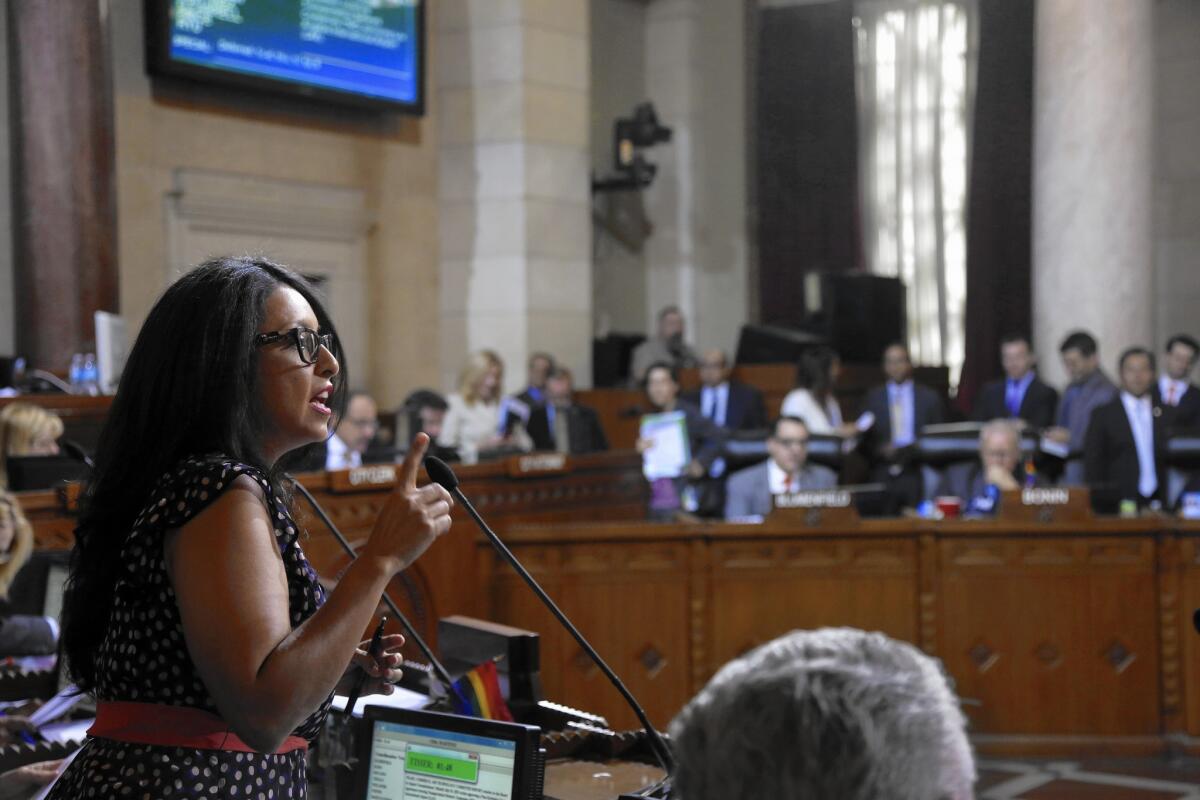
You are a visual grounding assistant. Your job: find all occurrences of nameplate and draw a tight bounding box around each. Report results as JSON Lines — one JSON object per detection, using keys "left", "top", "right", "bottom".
{"left": 506, "top": 453, "right": 569, "bottom": 478}
{"left": 770, "top": 491, "right": 860, "bottom": 527}
{"left": 328, "top": 465, "right": 398, "bottom": 492}
{"left": 997, "top": 487, "right": 1091, "bottom": 523}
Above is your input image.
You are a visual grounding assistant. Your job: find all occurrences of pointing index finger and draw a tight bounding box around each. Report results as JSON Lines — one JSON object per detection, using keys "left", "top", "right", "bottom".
{"left": 399, "top": 432, "right": 430, "bottom": 490}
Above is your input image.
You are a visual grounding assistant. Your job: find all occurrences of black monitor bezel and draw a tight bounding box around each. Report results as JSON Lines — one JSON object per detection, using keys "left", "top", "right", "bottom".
{"left": 143, "top": 0, "right": 426, "bottom": 115}
{"left": 356, "top": 706, "right": 542, "bottom": 800}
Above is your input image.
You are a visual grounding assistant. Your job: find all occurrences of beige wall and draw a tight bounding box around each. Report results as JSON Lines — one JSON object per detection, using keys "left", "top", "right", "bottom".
{"left": 1154, "top": 0, "right": 1200, "bottom": 350}
{"left": 108, "top": 0, "right": 440, "bottom": 408}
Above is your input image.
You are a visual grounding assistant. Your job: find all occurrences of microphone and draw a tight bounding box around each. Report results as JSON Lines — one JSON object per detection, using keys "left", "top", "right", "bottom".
{"left": 291, "top": 480, "right": 460, "bottom": 702}
{"left": 423, "top": 455, "right": 676, "bottom": 776}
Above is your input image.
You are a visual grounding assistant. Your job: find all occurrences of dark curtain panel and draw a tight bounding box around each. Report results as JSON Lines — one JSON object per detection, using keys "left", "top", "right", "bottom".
{"left": 754, "top": 0, "right": 860, "bottom": 328}
{"left": 956, "top": 0, "right": 1035, "bottom": 412}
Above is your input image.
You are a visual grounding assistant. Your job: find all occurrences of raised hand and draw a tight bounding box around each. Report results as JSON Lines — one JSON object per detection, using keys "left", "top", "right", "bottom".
{"left": 360, "top": 433, "right": 454, "bottom": 575}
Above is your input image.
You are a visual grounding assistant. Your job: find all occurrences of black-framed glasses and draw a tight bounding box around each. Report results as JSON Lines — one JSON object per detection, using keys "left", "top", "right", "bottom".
{"left": 254, "top": 327, "right": 334, "bottom": 365}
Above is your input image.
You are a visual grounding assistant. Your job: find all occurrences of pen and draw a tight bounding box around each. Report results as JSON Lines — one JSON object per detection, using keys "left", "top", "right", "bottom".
{"left": 345, "top": 615, "right": 388, "bottom": 716}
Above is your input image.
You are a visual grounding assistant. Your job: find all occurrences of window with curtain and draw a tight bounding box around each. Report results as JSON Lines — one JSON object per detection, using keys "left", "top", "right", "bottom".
{"left": 854, "top": 0, "right": 978, "bottom": 384}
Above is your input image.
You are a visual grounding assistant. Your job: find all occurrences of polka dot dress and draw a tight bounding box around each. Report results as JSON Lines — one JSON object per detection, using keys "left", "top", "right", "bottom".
{"left": 49, "top": 457, "right": 331, "bottom": 799}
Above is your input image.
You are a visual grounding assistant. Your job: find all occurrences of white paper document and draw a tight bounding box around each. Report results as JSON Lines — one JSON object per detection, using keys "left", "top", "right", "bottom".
{"left": 640, "top": 411, "right": 691, "bottom": 480}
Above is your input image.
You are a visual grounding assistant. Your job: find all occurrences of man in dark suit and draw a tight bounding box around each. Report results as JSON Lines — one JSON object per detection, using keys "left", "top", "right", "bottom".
{"left": 521, "top": 366, "right": 608, "bottom": 454}
{"left": 724, "top": 416, "right": 837, "bottom": 519}
{"left": 860, "top": 342, "right": 945, "bottom": 508}
{"left": 1156, "top": 334, "right": 1200, "bottom": 431}
{"left": 1084, "top": 347, "right": 1168, "bottom": 509}
{"left": 502, "top": 352, "right": 555, "bottom": 435}
{"left": 972, "top": 334, "right": 1058, "bottom": 430}
{"left": 682, "top": 349, "right": 768, "bottom": 434}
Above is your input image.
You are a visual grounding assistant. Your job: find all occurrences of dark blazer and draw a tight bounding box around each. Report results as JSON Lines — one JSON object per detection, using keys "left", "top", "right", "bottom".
{"left": 860, "top": 382, "right": 945, "bottom": 459}
{"left": 1083, "top": 397, "right": 1168, "bottom": 504}
{"left": 1154, "top": 382, "right": 1200, "bottom": 432}
{"left": 681, "top": 381, "right": 768, "bottom": 432}
{"left": 973, "top": 376, "right": 1059, "bottom": 430}
{"left": 523, "top": 403, "right": 609, "bottom": 454}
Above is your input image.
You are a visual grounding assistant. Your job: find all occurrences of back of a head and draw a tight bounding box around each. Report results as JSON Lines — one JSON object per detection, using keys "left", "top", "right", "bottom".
{"left": 669, "top": 628, "right": 974, "bottom": 800}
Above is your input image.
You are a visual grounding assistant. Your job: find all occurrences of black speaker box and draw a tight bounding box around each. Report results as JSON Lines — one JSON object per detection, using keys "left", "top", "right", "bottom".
{"left": 791, "top": 273, "right": 906, "bottom": 363}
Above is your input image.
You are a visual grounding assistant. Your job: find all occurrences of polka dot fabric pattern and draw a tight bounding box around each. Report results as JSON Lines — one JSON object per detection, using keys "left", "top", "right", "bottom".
{"left": 48, "top": 457, "right": 331, "bottom": 799}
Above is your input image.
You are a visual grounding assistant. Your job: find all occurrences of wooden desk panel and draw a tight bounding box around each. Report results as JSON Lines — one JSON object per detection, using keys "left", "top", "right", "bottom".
{"left": 938, "top": 535, "right": 1160, "bottom": 736}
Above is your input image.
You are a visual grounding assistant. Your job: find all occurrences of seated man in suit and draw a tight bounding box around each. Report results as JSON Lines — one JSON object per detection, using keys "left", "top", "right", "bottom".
{"left": 521, "top": 366, "right": 609, "bottom": 454}
{"left": 325, "top": 390, "right": 378, "bottom": 470}
{"left": 1084, "top": 346, "right": 1167, "bottom": 509}
{"left": 724, "top": 416, "right": 836, "bottom": 519}
{"left": 972, "top": 334, "right": 1058, "bottom": 430}
{"left": 669, "top": 627, "right": 975, "bottom": 800}
{"left": 860, "top": 342, "right": 945, "bottom": 508}
{"left": 1157, "top": 334, "right": 1200, "bottom": 430}
{"left": 1044, "top": 330, "right": 1118, "bottom": 484}
{"left": 936, "top": 419, "right": 1037, "bottom": 514}
{"left": 401, "top": 388, "right": 460, "bottom": 462}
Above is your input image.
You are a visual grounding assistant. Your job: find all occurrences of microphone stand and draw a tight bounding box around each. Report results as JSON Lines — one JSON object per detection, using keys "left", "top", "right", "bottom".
{"left": 291, "top": 480, "right": 459, "bottom": 701}
{"left": 424, "top": 456, "right": 676, "bottom": 778}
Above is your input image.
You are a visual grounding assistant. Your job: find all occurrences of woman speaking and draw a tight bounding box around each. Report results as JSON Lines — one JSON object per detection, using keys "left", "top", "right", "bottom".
{"left": 50, "top": 257, "right": 453, "bottom": 798}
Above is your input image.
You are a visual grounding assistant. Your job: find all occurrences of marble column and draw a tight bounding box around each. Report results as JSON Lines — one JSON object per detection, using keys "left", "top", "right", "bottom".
{"left": 436, "top": 0, "right": 591, "bottom": 392}
{"left": 1032, "top": 0, "right": 1154, "bottom": 386}
{"left": 642, "top": 0, "right": 748, "bottom": 356}
{"left": 9, "top": 0, "right": 118, "bottom": 371}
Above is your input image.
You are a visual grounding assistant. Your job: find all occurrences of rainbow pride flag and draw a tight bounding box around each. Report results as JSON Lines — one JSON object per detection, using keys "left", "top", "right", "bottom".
{"left": 450, "top": 659, "right": 514, "bottom": 722}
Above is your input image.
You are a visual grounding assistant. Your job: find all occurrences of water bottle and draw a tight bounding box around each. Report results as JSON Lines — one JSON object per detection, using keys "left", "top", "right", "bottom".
{"left": 68, "top": 353, "right": 85, "bottom": 393}
{"left": 81, "top": 352, "right": 100, "bottom": 395}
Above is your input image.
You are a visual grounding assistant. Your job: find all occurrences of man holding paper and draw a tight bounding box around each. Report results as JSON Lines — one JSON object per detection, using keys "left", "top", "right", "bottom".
{"left": 638, "top": 363, "right": 725, "bottom": 519}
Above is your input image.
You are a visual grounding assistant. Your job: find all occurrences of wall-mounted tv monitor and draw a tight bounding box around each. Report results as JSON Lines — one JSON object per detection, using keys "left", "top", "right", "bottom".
{"left": 145, "top": 0, "right": 424, "bottom": 114}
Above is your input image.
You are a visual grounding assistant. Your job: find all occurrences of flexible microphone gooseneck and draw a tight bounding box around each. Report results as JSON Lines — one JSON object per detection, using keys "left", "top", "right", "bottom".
{"left": 423, "top": 455, "right": 676, "bottom": 776}
{"left": 60, "top": 438, "right": 96, "bottom": 471}
{"left": 292, "top": 480, "right": 459, "bottom": 699}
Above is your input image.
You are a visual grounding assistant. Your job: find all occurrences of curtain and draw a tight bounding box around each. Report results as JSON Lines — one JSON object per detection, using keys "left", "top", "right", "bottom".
{"left": 854, "top": 0, "right": 978, "bottom": 383}
{"left": 956, "top": 0, "right": 1035, "bottom": 413}
{"left": 754, "top": 0, "right": 861, "bottom": 328}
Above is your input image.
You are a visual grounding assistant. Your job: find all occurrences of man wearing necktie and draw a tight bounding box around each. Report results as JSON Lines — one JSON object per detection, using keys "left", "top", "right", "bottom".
{"left": 1155, "top": 334, "right": 1200, "bottom": 431}
{"left": 971, "top": 334, "right": 1058, "bottom": 430}
{"left": 1084, "top": 347, "right": 1167, "bottom": 509}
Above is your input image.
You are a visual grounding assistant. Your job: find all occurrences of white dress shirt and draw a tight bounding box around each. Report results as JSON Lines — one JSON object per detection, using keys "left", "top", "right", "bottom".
{"left": 325, "top": 433, "right": 361, "bottom": 471}
{"left": 768, "top": 459, "right": 800, "bottom": 494}
{"left": 701, "top": 383, "right": 731, "bottom": 427}
{"left": 887, "top": 381, "right": 916, "bottom": 446}
{"left": 780, "top": 388, "right": 842, "bottom": 434}
{"left": 1120, "top": 391, "right": 1157, "bottom": 498}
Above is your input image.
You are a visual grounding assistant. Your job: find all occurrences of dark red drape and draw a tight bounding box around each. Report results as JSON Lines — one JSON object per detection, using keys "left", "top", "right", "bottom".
{"left": 956, "top": 0, "right": 1035, "bottom": 412}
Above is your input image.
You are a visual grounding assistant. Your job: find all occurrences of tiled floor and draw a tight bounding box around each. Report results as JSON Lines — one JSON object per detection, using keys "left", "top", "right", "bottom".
{"left": 977, "top": 759, "right": 1200, "bottom": 799}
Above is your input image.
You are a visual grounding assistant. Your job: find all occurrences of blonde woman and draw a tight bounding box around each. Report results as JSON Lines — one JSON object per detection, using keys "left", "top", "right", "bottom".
{"left": 439, "top": 350, "right": 530, "bottom": 463}
{"left": 0, "top": 403, "right": 63, "bottom": 489}
{"left": 0, "top": 491, "right": 57, "bottom": 655}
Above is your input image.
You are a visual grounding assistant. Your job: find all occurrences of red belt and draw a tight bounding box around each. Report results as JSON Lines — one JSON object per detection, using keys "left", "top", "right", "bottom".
{"left": 88, "top": 701, "right": 309, "bottom": 754}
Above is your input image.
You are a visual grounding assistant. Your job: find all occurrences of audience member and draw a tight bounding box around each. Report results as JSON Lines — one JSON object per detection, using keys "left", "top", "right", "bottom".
{"left": 860, "top": 343, "right": 944, "bottom": 507}
{"left": 629, "top": 305, "right": 698, "bottom": 384}
{"left": 1045, "top": 330, "right": 1117, "bottom": 484}
{"left": 401, "top": 389, "right": 459, "bottom": 463}
{"left": 0, "top": 404, "right": 63, "bottom": 489}
{"left": 972, "top": 334, "right": 1058, "bottom": 430}
{"left": 724, "top": 416, "right": 836, "bottom": 519}
{"left": 1084, "top": 347, "right": 1167, "bottom": 508}
{"left": 638, "top": 362, "right": 724, "bottom": 519}
{"left": 439, "top": 350, "right": 530, "bottom": 463}
{"left": 501, "top": 352, "right": 556, "bottom": 437}
{"left": 780, "top": 346, "right": 857, "bottom": 436}
{"left": 1156, "top": 334, "right": 1200, "bottom": 430}
{"left": 669, "top": 627, "right": 975, "bottom": 800}
{"left": 520, "top": 366, "right": 608, "bottom": 454}
{"left": 324, "top": 390, "right": 378, "bottom": 470}
{"left": 0, "top": 492, "right": 57, "bottom": 657}
{"left": 936, "top": 419, "right": 1038, "bottom": 515}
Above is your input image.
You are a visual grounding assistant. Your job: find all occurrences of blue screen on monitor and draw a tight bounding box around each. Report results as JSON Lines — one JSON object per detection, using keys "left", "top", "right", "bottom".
{"left": 160, "top": 0, "right": 422, "bottom": 110}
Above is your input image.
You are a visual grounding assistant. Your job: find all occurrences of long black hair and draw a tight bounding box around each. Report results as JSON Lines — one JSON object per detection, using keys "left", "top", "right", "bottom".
{"left": 795, "top": 346, "right": 838, "bottom": 401}
{"left": 61, "top": 256, "right": 348, "bottom": 693}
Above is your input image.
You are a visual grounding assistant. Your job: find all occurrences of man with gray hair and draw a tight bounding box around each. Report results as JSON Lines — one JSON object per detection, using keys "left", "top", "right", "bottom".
{"left": 669, "top": 627, "right": 975, "bottom": 800}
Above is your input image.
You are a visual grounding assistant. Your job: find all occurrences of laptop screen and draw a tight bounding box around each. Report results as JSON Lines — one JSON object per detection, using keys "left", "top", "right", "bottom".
{"left": 363, "top": 716, "right": 523, "bottom": 799}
